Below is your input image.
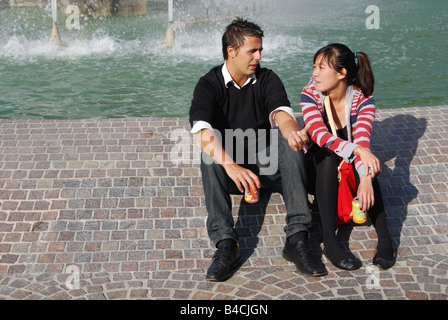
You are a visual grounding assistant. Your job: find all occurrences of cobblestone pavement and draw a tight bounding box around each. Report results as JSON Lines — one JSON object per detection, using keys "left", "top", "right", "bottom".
{"left": 0, "top": 106, "right": 447, "bottom": 301}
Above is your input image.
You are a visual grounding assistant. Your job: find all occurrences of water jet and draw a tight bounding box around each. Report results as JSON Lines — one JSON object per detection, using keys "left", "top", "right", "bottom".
{"left": 49, "top": 0, "right": 65, "bottom": 46}
{"left": 163, "top": 0, "right": 175, "bottom": 48}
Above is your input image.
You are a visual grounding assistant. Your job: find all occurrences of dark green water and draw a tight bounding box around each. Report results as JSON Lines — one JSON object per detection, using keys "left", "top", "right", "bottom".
{"left": 0, "top": 0, "right": 447, "bottom": 119}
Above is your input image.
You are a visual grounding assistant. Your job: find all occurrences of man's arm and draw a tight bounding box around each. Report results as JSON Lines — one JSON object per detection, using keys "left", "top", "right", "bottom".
{"left": 194, "top": 128, "right": 260, "bottom": 194}
{"left": 274, "top": 111, "right": 311, "bottom": 152}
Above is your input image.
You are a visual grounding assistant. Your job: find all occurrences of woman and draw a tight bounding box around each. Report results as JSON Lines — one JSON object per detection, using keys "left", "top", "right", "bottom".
{"left": 300, "top": 43, "right": 395, "bottom": 270}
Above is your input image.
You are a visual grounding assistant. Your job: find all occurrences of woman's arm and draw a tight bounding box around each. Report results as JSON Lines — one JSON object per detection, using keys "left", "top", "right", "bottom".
{"left": 300, "top": 80, "right": 358, "bottom": 160}
{"left": 354, "top": 146, "right": 380, "bottom": 211}
{"left": 351, "top": 94, "right": 380, "bottom": 211}
{"left": 351, "top": 94, "right": 378, "bottom": 177}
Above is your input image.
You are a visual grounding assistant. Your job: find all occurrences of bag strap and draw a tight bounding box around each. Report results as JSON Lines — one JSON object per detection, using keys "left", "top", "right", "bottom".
{"left": 324, "top": 95, "right": 345, "bottom": 179}
{"left": 324, "top": 95, "right": 337, "bottom": 136}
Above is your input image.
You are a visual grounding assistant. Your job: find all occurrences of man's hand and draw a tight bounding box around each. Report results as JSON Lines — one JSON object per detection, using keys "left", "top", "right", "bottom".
{"left": 287, "top": 123, "right": 311, "bottom": 151}
{"left": 223, "top": 163, "right": 260, "bottom": 195}
{"left": 194, "top": 128, "right": 259, "bottom": 194}
{"left": 275, "top": 111, "right": 311, "bottom": 151}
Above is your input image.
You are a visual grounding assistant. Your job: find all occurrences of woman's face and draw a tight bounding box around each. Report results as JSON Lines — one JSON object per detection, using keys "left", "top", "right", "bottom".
{"left": 312, "top": 53, "right": 346, "bottom": 93}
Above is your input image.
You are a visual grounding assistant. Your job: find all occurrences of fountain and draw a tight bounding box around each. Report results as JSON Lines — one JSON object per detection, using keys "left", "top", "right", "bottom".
{"left": 0, "top": 0, "right": 446, "bottom": 119}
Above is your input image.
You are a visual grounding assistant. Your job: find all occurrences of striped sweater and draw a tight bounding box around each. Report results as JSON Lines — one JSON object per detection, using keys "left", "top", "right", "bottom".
{"left": 300, "top": 77, "right": 376, "bottom": 177}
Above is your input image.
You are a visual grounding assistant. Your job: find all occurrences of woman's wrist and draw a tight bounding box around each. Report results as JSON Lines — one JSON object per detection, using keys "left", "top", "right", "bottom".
{"left": 360, "top": 174, "right": 372, "bottom": 182}
{"left": 353, "top": 146, "right": 366, "bottom": 157}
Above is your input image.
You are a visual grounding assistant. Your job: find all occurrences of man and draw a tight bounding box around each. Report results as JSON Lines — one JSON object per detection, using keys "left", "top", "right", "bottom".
{"left": 189, "top": 18, "right": 327, "bottom": 281}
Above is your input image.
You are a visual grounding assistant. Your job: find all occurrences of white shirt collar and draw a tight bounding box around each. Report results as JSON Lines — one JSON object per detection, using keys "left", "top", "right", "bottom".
{"left": 222, "top": 62, "right": 257, "bottom": 89}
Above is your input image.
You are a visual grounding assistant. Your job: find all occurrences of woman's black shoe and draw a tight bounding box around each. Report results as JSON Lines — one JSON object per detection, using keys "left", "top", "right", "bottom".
{"left": 206, "top": 240, "right": 241, "bottom": 282}
{"left": 332, "top": 257, "right": 362, "bottom": 271}
{"left": 373, "top": 255, "right": 395, "bottom": 270}
{"left": 373, "top": 244, "right": 396, "bottom": 269}
{"left": 323, "top": 248, "right": 362, "bottom": 271}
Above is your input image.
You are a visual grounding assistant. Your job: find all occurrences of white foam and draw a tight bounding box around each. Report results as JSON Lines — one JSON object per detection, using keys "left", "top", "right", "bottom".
{"left": 0, "top": 33, "right": 122, "bottom": 61}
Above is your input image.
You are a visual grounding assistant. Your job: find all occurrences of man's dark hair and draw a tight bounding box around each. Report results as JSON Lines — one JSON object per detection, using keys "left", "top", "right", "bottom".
{"left": 222, "top": 17, "right": 264, "bottom": 60}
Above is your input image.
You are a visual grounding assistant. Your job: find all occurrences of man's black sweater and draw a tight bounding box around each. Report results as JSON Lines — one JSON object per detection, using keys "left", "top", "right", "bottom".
{"left": 189, "top": 64, "right": 291, "bottom": 163}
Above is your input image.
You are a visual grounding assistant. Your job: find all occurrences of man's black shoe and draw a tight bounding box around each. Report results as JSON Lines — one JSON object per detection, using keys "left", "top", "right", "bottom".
{"left": 206, "top": 239, "right": 241, "bottom": 282}
{"left": 283, "top": 239, "right": 328, "bottom": 277}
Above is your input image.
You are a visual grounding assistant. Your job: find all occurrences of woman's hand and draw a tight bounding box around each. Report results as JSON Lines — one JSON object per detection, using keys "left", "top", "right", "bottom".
{"left": 357, "top": 175, "right": 374, "bottom": 211}
{"left": 353, "top": 146, "right": 380, "bottom": 211}
{"left": 354, "top": 146, "right": 381, "bottom": 178}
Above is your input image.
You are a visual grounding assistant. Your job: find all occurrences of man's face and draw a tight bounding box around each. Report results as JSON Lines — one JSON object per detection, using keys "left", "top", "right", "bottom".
{"left": 227, "top": 36, "right": 263, "bottom": 81}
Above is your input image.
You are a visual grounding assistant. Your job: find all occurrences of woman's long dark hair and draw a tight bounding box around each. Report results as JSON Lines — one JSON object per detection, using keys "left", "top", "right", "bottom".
{"left": 314, "top": 43, "right": 375, "bottom": 97}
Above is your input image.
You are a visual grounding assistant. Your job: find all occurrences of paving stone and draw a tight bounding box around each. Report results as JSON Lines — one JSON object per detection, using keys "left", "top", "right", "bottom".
{"left": 0, "top": 107, "right": 447, "bottom": 300}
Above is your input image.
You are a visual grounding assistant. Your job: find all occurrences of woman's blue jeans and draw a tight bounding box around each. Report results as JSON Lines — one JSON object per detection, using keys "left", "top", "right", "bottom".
{"left": 200, "top": 129, "right": 312, "bottom": 246}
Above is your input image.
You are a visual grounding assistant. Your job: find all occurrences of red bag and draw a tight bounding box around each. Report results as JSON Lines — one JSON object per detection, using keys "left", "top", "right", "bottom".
{"left": 335, "top": 160, "right": 357, "bottom": 226}
{"left": 323, "top": 95, "right": 357, "bottom": 226}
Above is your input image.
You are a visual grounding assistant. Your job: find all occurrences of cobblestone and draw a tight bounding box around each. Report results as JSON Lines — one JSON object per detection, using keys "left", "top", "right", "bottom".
{"left": 0, "top": 106, "right": 447, "bottom": 300}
